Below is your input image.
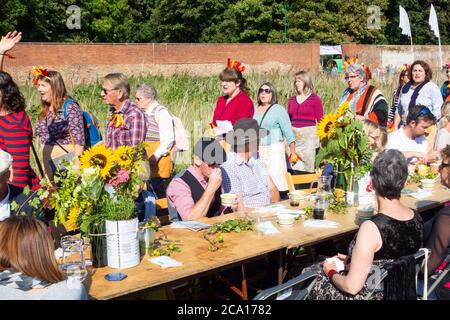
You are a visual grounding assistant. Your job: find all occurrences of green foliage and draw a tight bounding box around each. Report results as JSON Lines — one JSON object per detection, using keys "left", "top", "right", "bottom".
{"left": 204, "top": 218, "right": 254, "bottom": 251}
{"left": 100, "top": 194, "right": 136, "bottom": 221}
{"left": 1, "top": 0, "right": 447, "bottom": 44}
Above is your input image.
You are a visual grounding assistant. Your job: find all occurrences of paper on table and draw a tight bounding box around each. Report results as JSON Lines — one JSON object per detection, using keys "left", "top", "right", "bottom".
{"left": 255, "top": 204, "right": 286, "bottom": 213}
{"left": 171, "top": 221, "right": 211, "bottom": 232}
{"left": 326, "top": 257, "right": 345, "bottom": 272}
{"left": 255, "top": 221, "right": 280, "bottom": 235}
{"left": 148, "top": 256, "right": 183, "bottom": 269}
{"left": 409, "top": 189, "right": 432, "bottom": 200}
{"left": 215, "top": 120, "right": 233, "bottom": 136}
{"left": 303, "top": 220, "right": 339, "bottom": 228}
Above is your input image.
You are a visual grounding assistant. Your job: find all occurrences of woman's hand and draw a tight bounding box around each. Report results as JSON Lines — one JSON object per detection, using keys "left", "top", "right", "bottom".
{"left": 0, "top": 31, "right": 22, "bottom": 54}
{"left": 323, "top": 259, "right": 337, "bottom": 275}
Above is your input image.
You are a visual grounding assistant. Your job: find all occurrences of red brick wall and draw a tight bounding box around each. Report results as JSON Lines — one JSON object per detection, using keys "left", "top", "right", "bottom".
{"left": 4, "top": 42, "right": 320, "bottom": 84}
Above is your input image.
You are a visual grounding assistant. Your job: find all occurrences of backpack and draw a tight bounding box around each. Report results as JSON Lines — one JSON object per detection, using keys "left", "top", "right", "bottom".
{"left": 63, "top": 98, "right": 103, "bottom": 148}
{"left": 155, "top": 105, "right": 189, "bottom": 151}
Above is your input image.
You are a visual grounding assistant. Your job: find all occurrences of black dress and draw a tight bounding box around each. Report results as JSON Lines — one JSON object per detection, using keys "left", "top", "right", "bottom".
{"left": 304, "top": 211, "right": 423, "bottom": 300}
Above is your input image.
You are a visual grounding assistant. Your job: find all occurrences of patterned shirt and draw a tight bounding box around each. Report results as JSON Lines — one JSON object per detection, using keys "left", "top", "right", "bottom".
{"left": 221, "top": 152, "right": 270, "bottom": 208}
{"left": 35, "top": 100, "right": 85, "bottom": 146}
{"left": 106, "top": 100, "right": 147, "bottom": 151}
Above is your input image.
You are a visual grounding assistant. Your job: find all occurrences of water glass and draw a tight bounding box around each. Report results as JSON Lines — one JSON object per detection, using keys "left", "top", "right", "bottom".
{"left": 60, "top": 236, "right": 88, "bottom": 282}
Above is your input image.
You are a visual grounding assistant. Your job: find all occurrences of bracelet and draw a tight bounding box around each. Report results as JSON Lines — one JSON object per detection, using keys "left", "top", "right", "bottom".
{"left": 327, "top": 269, "right": 338, "bottom": 279}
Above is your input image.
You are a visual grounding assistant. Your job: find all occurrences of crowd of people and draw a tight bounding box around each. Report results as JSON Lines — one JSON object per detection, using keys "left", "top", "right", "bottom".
{"left": 0, "top": 31, "right": 449, "bottom": 300}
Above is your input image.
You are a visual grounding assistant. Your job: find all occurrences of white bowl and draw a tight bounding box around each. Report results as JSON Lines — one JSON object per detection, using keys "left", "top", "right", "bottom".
{"left": 220, "top": 193, "right": 237, "bottom": 206}
{"left": 421, "top": 179, "right": 436, "bottom": 189}
{"left": 277, "top": 213, "right": 295, "bottom": 225}
{"left": 289, "top": 190, "right": 307, "bottom": 200}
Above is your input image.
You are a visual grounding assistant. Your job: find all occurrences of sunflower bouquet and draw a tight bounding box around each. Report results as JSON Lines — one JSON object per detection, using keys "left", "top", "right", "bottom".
{"left": 45, "top": 142, "right": 150, "bottom": 234}
{"left": 315, "top": 101, "right": 373, "bottom": 190}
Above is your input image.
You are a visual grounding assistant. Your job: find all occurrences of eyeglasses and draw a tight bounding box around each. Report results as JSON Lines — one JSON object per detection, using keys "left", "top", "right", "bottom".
{"left": 344, "top": 75, "right": 359, "bottom": 80}
{"left": 439, "top": 162, "right": 450, "bottom": 171}
{"left": 258, "top": 88, "right": 272, "bottom": 94}
{"left": 412, "top": 106, "right": 432, "bottom": 121}
{"left": 102, "top": 88, "right": 118, "bottom": 95}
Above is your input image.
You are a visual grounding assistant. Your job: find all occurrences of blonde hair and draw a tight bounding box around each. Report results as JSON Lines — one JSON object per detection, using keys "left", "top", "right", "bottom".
{"left": 363, "top": 119, "right": 386, "bottom": 153}
{"left": 294, "top": 70, "right": 314, "bottom": 95}
{"left": 104, "top": 73, "right": 130, "bottom": 99}
{"left": 0, "top": 216, "right": 64, "bottom": 283}
{"left": 37, "top": 71, "right": 69, "bottom": 122}
{"left": 439, "top": 101, "right": 450, "bottom": 128}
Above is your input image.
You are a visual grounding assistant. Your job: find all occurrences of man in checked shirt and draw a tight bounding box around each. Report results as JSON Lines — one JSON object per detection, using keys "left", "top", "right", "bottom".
{"left": 101, "top": 73, "right": 147, "bottom": 150}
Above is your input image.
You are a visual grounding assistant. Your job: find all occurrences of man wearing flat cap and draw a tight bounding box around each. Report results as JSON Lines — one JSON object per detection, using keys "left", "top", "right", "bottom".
{"left": 221, "top": 118, "right": 280, "bottom": 209}
{"left": 167, "top": 137, "right": 227, "bottom": 221}
{"left": 0, "top": 149, "right": 45, "bottom": 221}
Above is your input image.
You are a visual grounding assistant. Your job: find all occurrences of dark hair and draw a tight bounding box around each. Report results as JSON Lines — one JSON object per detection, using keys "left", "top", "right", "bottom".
{"left": 257, "top": 82, "right": 278, "bottom": 106}
{"left": 395, "top": 67, "right": 409, "bottom": 99}
{"left": 371, "top": 150, "right": 408, "bottom": 200}
{"left": 406, "top": 104, "right": 436, "bottom": 125}
{"left": 408, "top": 60, "right": 433, "bottom": 83}
{"left": 219, "top": 68, "right": 249, "bottom": 95}
{"left": 0, "top": 71, "right": 26, "bottom": 113}
{"left": 441, "top": 144, "right": 450, "bottom": 160}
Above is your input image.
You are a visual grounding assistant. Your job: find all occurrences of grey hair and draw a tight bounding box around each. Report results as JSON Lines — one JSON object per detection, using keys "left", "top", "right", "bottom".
{"left": 345, "top": 64, "right": 366, "bottom": 82}
{"left": 370, "top": 149, "right": 408, "bottom": 200}
{"left": 135, "top": 84, "right": 157, "bottom": 101}
{"left": 104, "top": 73, "right": 130, "bottom": 98}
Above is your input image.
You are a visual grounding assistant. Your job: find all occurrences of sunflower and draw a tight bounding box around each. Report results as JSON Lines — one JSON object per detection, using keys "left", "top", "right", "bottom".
{"left": 80, "top": 144, "right": 116, "bottom": 178}
{"left": 65, "top": 204, "right": 80, "bottom": 231}
{"left": 336, "top": 101, "right": 350, "bottom": 119}
{"left": 317, "top": 113, "right": 338, "bottom": 140}
{"left": 114, "top": 146, "right": 133, "bottom": 169}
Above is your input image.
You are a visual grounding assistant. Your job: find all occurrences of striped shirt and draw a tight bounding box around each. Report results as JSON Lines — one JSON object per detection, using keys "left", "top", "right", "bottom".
{"left": 0, "top": 111, "right": 40, "bottom": 189}
{"left": 106, "top": 100, "right": 147, "bottom": 151}
{"left": 221, "top": 152, "right": 270, "bottom": 208}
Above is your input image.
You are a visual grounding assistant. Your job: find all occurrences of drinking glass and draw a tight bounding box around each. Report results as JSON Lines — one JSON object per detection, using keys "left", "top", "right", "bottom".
{"left": 60, "top": 236, "right": 88, "bottom": 282}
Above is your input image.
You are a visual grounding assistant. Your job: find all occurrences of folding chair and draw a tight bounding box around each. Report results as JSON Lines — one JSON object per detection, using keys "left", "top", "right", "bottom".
{"left": 253, "top": 271, "right": 319, "bottom": 300}
{"left": 285, "top": 171, "right": 321, "bottom": 193}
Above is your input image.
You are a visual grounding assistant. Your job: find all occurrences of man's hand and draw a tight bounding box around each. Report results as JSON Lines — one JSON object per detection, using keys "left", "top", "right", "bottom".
{"left": 0, "top": 31, "right": 22, "bottom": 54}
{"left": 425, "top": 151, "right": 438, "bottom": 164}
{"left": 207, "top": 168, "right": 222, "bottom": 191}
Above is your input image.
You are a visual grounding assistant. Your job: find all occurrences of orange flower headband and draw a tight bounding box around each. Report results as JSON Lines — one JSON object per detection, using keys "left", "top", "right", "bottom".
{"left": 32, "top": 66, "right": 50, "bottom": 86}
{"left": 226, "top": 58, "right": 245, "bottom": 73}
{"left": 342, "top": 57, "right": 359, "bottom": 70}
{"left": 402, "top": 64, "right": 410, "bottom": 71}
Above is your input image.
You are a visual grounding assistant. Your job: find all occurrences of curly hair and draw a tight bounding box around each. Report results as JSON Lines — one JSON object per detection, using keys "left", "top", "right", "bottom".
{"left": 0, "top": 72, "right": 26, "bottom": 113}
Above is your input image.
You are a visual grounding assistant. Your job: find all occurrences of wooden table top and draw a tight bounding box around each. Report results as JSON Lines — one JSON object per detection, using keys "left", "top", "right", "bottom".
{"left": 87, "top": 183, "right": 450, "bottom": 299}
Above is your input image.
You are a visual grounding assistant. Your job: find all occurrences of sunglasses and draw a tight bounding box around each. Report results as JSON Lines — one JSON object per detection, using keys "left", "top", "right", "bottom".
{"left": 439, "top": 162, "right": 450, "bottom": 171}
{"left": 412, "top": 106, "right": 432, "bottom": 121}
{"left": 344, "top": 75, "right": 359, "bottom": 80}
{"left": 258, "top": 88, "right": 272, "bottom": 94}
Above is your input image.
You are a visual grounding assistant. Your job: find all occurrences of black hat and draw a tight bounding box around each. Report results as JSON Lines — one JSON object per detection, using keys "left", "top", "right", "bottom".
{"left": 193, "top": 137, "right": 227, "bottom": 165}
{"left": 225, "top": 118, "right": 268, "bottom": 146}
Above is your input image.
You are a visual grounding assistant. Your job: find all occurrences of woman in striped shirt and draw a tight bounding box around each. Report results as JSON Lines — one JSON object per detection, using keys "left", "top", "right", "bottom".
{"left": 0, "top": 72, "right": 40, "bottom": 190}
{"left": 288, "top": 70, "right": 324, "bottom": 173}
{"left": 387, "top": 65, "right": 409, "bottom": 131}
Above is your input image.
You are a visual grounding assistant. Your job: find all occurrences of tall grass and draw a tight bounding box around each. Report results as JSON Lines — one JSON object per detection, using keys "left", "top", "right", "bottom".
{"left": 22, "top": 70, "right": 445, "bottom": 174}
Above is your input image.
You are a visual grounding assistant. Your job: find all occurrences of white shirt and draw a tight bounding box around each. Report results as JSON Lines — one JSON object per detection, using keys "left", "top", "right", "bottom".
{"left": 0, "top": 186, "right": 11, "bottom": 221}
{"left": 145, "top": 100, "right": 175, "bottom": 158}
{"left": 435, "top": 128, "right": 450, "bottom": 152}
{"left": 397, "top": 82, "right": 443, "bottom": 124}
{"left": 385, "top": 128, "right": 427, "bottom": 156}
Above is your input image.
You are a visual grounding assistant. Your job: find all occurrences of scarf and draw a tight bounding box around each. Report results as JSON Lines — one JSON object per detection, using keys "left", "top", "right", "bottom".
{"left": 401, "top": 80, "right": 430, "bottom": 110}
{"left": 340, "top": 83, "right": 368, "bottom": 114}
{"left": 0, "top": 270, "right": 50, "bottom": 291}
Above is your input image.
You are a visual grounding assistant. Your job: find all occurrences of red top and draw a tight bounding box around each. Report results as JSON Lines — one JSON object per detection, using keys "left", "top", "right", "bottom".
{"left": 0, "top": 111, "right": 40, "bottom": 190}
{"left": 212, "top": 91, "right": 254, "bottom": 126}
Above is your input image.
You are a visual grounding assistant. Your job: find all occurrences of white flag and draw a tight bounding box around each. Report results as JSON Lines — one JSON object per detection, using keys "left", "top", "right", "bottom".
{"left": 428, "top": 4, "right": 440, "bottom": 38}
{"left": 399, "top": 6, "right": 412, "bottom": 38}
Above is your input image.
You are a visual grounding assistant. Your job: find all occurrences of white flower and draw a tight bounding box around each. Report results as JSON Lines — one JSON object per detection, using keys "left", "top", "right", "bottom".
{"left": 81, "top": 166, "right": 101, "bottom": 184}
{"left": 135, "top": 160, "right": 151, "bottom": 181}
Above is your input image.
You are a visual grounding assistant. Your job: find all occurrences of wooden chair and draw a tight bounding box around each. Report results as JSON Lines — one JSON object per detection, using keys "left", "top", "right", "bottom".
{"left": 285, "top": 170, "right": 322, "bottom": 193}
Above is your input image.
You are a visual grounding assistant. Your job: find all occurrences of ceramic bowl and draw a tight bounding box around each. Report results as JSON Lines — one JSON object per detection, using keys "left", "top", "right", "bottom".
{"left": 277, "top": 213, "right": 295, "bottom": 225}
{"left": 421, "top": 178, "right": 436, "bottom": 190}
{"left": 220, "top": 193, "right": 237, "bottom": 206}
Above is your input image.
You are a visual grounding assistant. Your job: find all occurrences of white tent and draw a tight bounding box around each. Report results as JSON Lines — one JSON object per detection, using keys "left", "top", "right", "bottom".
{"left": 320, "top": 45, "right": 342, "bottom": 55}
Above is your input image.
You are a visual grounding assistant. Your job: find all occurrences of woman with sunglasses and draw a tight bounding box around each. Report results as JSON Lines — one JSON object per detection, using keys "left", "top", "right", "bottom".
{"left": 288, "top": 70, "right": 323, "bottom": 173}
{"left": 339, "top": 64, "right": 388, "bottom": 127}
{"left": 254, "top": 82, "right": 297, "bottom": 197}
{"left": 34, "top": 69, "right": 85, "bottom": 181}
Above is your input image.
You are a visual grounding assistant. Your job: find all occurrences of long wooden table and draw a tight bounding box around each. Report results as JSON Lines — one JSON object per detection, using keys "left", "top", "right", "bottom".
{"left": 87, "top": 183, "right": 450, "bottom": 300}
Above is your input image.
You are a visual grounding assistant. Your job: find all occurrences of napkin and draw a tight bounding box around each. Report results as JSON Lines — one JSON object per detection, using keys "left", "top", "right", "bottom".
{"left": 409, "top": 188, "right": 432, "bottom": 200}
{"left": 148, "top": 256, "right": 183, "bottom": 269}
{"left": 254, "top": 221, "right": 280, "bottom": 235}
{"left": 303, "top": 220, "right": 339, "bottom": 228}
{"left": 326, "top": 257, "right": 345, "bottom": 272}
{"left": 215, "top": 120, "right": 233, "bottom": 136}
{"left": 171, "top": 221, "right": 211, "bottom": 232}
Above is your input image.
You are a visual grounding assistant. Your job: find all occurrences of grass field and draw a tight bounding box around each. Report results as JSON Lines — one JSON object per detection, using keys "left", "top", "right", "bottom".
{"left": 21, "top": 70, "right": 446, "bottom": 173}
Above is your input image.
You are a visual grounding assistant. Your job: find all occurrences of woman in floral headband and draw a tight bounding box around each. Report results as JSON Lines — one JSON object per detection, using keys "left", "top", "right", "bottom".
{"left": 211, "top": 59, "right": 254, "bottom": 133}
{"left": 34, "top": 69, "right": 86, "bottom": 181}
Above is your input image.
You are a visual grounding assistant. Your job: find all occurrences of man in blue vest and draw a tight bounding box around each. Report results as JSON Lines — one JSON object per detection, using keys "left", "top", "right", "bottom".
{"left": 167, "top": 137, "right": 227, "bottom": 221}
